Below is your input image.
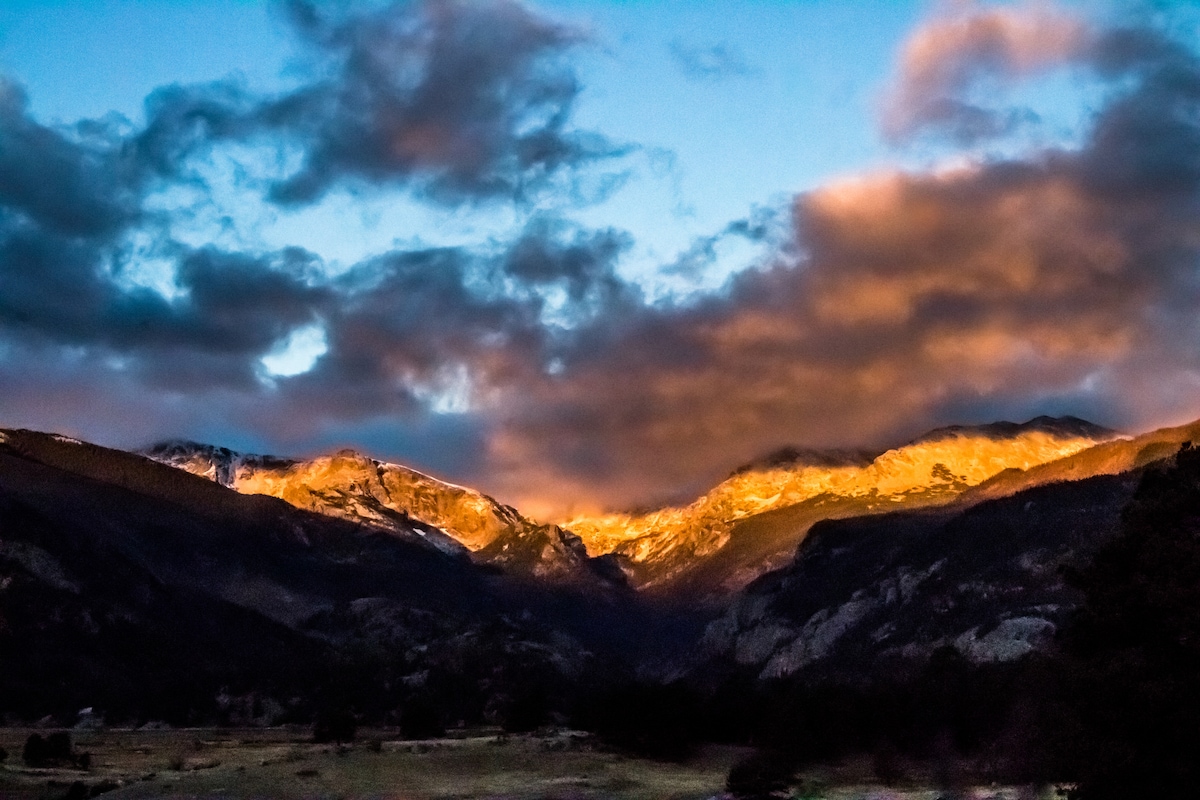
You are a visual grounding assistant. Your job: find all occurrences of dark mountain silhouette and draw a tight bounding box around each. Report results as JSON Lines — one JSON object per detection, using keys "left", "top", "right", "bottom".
{"left": 0, "top": 429, "right": 646, "bottom": 726}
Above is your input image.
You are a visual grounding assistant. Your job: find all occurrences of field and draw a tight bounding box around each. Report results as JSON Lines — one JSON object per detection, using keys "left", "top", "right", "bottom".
{"left": 0, "top": 728, "right": 1062, "bottom": 800}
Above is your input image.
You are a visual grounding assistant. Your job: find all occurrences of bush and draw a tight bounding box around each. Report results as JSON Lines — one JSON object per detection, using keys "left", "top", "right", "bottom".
{"left": 46, "top": 732, "right": 73, "bottom": 759}
{"left": 23, "top": 732, "right": 76, "bottom": 767}
{"left": 312, "top": 708, "right": 357, "bottom": 744}
{"left": 577, "top": 680, "right": 701, "bottom": 761}
{"left": 725, "top": 750, "right": 794, "bottom": 799}
{"left": 498, "top": 686, "right": 548, "bottom": 734}
{"left": 21, "top": 734, "right": 44, "bottom": 766}
{"left": 399, "top": 695, "right": 445, "bottom": 740}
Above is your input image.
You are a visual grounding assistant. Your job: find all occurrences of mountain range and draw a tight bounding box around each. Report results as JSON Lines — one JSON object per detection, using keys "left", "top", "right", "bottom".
{"left": 3, "top": 413, "right": 1198, "bottom": 725}
{"left": 143, "top": 415, "right": 1117, "bottom": 598}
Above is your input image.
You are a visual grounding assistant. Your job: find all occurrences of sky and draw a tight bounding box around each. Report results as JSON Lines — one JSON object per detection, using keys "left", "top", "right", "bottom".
{"left": 2, "top": 0, "right": 1200, "bottom": 518}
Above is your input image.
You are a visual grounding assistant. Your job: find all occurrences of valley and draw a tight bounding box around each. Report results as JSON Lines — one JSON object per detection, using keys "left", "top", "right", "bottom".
{"left": 4, "top": 414, "right": 1200, "bottom": 798}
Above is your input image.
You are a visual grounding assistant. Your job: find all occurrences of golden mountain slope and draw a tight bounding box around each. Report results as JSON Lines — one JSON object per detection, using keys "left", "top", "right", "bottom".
{"left": 145, "top": 443, "right": 624, "bottom": 587}
{"left": 234, "top": 450, "right": 520, "bottom": 551}
{"left": 958, "top": 417, "right": 1200, "bottom": 505}
{"left": 562, "top": 417, "right": 1117, "bottom": 592}
{"left": 147, "top": 416, "right": 1120, "bottom": 596}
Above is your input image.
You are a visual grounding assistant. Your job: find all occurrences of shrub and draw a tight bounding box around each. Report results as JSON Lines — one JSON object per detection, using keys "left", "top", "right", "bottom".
{"left": 399, "top": 695, "right": 444, "bottom": 740}
{"left": 46, "top": 732, "right": 73, "bottom": 759}
{"left": 22, "top": 734, "right": 46, "bottom": 766}
{"left": 22, "top": 733, "right": 73, "bottom": 767}
{"left": 725, "top": 750, "right": 794, "bottom": 800}
{"left": 312, "top": 708, "right": 357, "bottom": 744}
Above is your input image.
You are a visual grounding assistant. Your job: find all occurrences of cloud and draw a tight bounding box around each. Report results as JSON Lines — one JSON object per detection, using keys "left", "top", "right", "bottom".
{"left": 670, "top": 40, "right": 760, "bottom": 82}
{"left": 8, "top": 2, "right": 1200, "bottom": 519}
{"left": 0, "top": 80, "right": 138, "bottom": 236}
{"left": 132, "top": 0, "right": 624, "bottom": 206}
{"left": 473, "top": 9, "right": 1200, "bottom": 514}
{"left": 0, "top": 0, "right": 632, "bottom": 434}
{"left": 661, "top": 206, "right": 788, "bottom": 281}
{"left": 882, "top": 2, "right": 1091, "bottom": 143}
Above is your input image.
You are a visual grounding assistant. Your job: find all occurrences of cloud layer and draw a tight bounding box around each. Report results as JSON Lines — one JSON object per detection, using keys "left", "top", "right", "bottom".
{"left": 4, "top": 1, "right": 1200, "bottom": 517}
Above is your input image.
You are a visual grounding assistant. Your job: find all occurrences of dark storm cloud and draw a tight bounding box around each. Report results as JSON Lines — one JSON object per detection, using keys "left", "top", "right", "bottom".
{"left": 285, "top": 217, "right": 633, "bottom": 424}
{"left": 0, "top": 80, "right": 138, "bottom": 237}
{"left": 0, "top": 0, "right": 628, "bottom": 414}
{"left": 128, "top": 0, "right": 623, "bottom": 205}
{"left": 502, "top": 218, "right": 633, "bottom": 305}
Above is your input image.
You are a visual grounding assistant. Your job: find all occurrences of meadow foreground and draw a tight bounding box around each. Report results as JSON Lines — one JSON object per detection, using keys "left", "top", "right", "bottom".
{"left": 0, "top": 728, "right": 1068, "bottom": 800}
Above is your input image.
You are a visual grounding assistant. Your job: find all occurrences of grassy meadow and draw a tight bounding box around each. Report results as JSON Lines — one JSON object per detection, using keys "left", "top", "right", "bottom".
{"left": 0, "top": 727, "right": 1068, "bottom": 800}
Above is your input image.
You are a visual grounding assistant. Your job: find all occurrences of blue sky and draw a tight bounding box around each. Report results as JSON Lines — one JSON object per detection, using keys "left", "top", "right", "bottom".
{"left": 3, "top": 0, "right": 1200, "bottom": 515}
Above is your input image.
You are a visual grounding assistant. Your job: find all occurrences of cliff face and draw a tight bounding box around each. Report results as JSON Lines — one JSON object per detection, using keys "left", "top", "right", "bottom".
{"left": 562, "top": 416, "right": 1118, "bottom": 594}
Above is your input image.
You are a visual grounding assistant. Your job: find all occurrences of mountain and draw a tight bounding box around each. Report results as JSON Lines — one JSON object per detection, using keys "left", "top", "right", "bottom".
{"left": 562, "top": 416, "right": 1118, "bottom": 596}
{"left": 957, "top": 416, "right": 1200, "bottom": 505}
{"left": 145, "top": 417, "right": 1115, "bottom": 599}
{"left": 694, "top": 416, "right": 1200, "bottom": 682}
{"left": 144, "top": 441, "right": 626, "bottom": 589}
{"left": 697, "top": 470, "right": 1138, "bottom": 682}
{"left": 0, "top": 428, "right": 631, "bottom": 725}
{"left": 5, "top": 413, "right": 1196, "bottom": 734}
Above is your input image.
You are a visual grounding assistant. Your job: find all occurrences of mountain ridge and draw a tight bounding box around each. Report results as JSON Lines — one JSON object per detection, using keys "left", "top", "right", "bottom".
{"left": 140, "top": 416, "right": 1121, "bottom": 597}
{"left": 562, "top": 416, "right": 1119, "bottom": 594}
{"left": 143, "top": 440, "right": 628, "bottom": 589}
{"left": 0, "top": 428, "right": 642, "bottom": 726}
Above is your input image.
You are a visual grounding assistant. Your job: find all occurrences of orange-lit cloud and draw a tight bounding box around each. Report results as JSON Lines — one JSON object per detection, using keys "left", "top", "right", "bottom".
{"left": 472, "top": 7, "right": 1200, "bottom": 514}
{"left": 882, "top": 2, "right": 1091, "bottom": 142}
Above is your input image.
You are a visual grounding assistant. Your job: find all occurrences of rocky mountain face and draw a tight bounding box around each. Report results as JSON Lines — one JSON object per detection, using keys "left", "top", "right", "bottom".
{"left": 144, "top": 442, "right": 626, "bottom": 589}
{"left": 0, "top": 429, "right": 632, "bottom": 725}
{"left": 697, "top": 471, "right": 1137, "bottom": 682}
{"left": 693, "top": 417, "right": 1200, "bottom": 682}
{"left": 563, "top": 416, "right": 1117, "bottom": 595}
